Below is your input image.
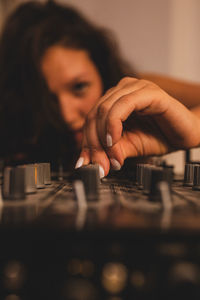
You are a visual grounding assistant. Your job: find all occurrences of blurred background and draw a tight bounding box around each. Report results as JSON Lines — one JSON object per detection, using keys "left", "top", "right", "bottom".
{"left": 0, "top": 0, "right": 200, "bottom": 173}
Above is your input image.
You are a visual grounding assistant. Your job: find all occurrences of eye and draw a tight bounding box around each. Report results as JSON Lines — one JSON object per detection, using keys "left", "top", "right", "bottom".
{"left": 72, "top": 81, "right": 90, "bottom": 95}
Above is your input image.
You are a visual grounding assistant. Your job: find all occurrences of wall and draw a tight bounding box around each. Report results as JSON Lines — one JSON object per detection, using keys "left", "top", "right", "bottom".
{"left": 58, "top": 0, "right": 200, "bottom": 81}
{"left": 58, "top": 0, "right": 171, "bottom": 75}
{"left": 2, "top": 0, "right": 200, "bottom": 80}
{"left": 169, "top": 0, "right": 200, "bottom": 82}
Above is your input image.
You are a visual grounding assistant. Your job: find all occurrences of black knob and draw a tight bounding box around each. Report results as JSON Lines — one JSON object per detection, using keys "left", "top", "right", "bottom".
{"left": 149, "top": 167, "right": 173, "bottom": 201}
{"left": 193, "top": 164, "right": 200, "bottom": 190}
{"left": 184, "top": 163, "right": 196, "bottom": 186}
{"left": 143, "top": 165, "right": 155, "bottom": 195}
{"left": 74, "top": 164, "right": 100, "bottom": 201}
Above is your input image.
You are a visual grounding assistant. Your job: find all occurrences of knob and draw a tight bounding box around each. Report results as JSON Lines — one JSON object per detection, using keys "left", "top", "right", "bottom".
{"left": 149, "top": 167, "right": 173, "bottom": 201}
{"left": 42, "top": 162, "right": 51, "bottom": 185}
{"left": 74, "top": 164, "right": 100, "bottom": 201}
{"left": 34, "top": 163, "right": 45, "bottom": 189}
{"left": 184, "top": 163, "right": 196, "bottom": 186}
{"left": 18, "top": 164, "right": 36, "bottom": 194}
{"left": 143, "top": 164, "right": 155, "bottom": 195}
{"left": 2, "top": 167, "right": 25, "bottom": 200}
{"left": 193, "top": 164, "right": 200, "bottom": 190}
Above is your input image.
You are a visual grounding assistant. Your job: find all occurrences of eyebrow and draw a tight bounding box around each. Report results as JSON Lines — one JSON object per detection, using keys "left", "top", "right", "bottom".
{"left": 71, "top": 73, "right": 92, "bottom": 80}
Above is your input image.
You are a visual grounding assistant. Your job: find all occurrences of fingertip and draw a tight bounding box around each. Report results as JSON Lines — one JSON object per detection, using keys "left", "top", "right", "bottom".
{"left": 98, "top": 165, "right": 105, "bottom": 179}
{"left": 110, "top": 158, "right": 121, "bottom": 171}
{"left": 75, "top": 157, "right": 84, "bottom": 169}
{"left": 106, "top": 133, "right": 113, "bottom": 147}
{"left": 75, "top": 150, "right": 90, "bottom": 169}
{"left": 106, "top": 142, "right": 125, "bottom": 171}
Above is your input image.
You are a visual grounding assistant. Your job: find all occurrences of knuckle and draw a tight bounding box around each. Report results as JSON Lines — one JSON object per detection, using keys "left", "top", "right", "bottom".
{"left": 97, "top": 102, "right": 110, "bottom": 117}
{"left": 120, "top": 93, "right": 131, "bottom": 104}
{"left": 106, "top": 86, "right": 115, "bottom": 94}
{"left": 85, "top": 111, "right": 96, "bottom": 124}
{"left": 82, "top": 145, "right": 90, "bottom": 151}
{"left": 91, "top": 147, "right": 99, "bottom": 154}
{"left": 142, "top": 79, "right": 158, "bottom": 89}
{"left": 118, "top": 76, "right": 135, "bottom": 85}
{"left": 138, "top": 79, "right": 153, "bottom": 87}
{"left": 83, "top": 143, "right": 102, "bottom": 154}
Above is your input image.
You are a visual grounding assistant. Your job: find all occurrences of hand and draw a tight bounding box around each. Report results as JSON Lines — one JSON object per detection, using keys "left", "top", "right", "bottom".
{"left": 76, "top": 77, "right": 200, "bottom": 177}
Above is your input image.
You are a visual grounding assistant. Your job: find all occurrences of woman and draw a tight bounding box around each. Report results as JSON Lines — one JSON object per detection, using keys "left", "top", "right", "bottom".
{"left": 1, "top": 1, "right": 200, "bottom": 175}
{"left": 0, "top": 0, "right": 135, "bottom": 171}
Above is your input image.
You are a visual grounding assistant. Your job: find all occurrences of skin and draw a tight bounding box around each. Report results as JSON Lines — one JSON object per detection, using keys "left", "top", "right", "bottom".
{"left": 40, "top": 46, "right": 200, "bottom": 178}
{"left": 140, "top": 72, "right": 200, "bottom": 108}
{"left": 41, "top": 45, "right": 103, "bottom": 145}
{"left": 78, "top": 77, "right": 200, "bottom": 177}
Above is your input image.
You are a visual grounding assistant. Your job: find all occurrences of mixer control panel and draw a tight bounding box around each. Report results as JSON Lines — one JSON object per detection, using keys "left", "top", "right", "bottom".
{"left": 0, "top": 160, "right": 200, "bottom": 299}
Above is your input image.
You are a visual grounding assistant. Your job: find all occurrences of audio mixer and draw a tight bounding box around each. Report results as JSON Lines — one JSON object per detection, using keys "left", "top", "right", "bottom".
{"left": 0, "top": 159, "right": 200, "bottom": 300}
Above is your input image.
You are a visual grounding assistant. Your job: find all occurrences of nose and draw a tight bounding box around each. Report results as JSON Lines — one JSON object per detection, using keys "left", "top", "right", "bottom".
{"left": 57, "top": 93, "right": 83, "bottom": 127}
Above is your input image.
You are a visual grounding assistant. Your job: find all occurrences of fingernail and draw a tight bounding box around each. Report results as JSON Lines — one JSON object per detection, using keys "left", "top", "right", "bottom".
{"left": 106, "top": 133, "right": 113, "bottom": 147}
{"left": 110, "top": 158, "right": 121, "bottom": 170}
{"left": 99, "top": 165, "right": 105, "bottom": 178}
{"left": 75, "top": 157, "right": 84, "bottom": 169}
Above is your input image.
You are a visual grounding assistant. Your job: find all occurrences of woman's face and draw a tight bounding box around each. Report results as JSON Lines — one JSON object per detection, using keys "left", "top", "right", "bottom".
{"left": 41, "top": 45, "right": 103, "bottom": 143}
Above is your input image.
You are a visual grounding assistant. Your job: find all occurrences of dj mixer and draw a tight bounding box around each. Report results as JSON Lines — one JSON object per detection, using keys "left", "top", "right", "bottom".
{"left": 0, "top": 159, "right": 200, "bottom": 300}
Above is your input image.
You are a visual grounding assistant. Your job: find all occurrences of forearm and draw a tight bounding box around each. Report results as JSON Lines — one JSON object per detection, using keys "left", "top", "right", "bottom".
{"left": 140, "top": 72, "right": 200, "bottom": 109}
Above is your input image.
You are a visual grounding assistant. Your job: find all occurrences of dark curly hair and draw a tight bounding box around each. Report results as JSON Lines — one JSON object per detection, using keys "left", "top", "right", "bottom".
{"left": 0, "top": 0, "right": 136, "bottom": 169}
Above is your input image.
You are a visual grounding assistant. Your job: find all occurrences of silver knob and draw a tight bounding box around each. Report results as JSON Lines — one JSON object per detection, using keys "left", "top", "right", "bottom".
{"left": 34, "top": 163, "right": 45, "bottom": 189}
{"left": 2, "top": 167, "right": 25, "bottom": 200}
{"left": 42, "top": 162, "right": 51, "bottom": 185}
{"left": 18, "top": 164, "right": 36, "bottom": 194}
